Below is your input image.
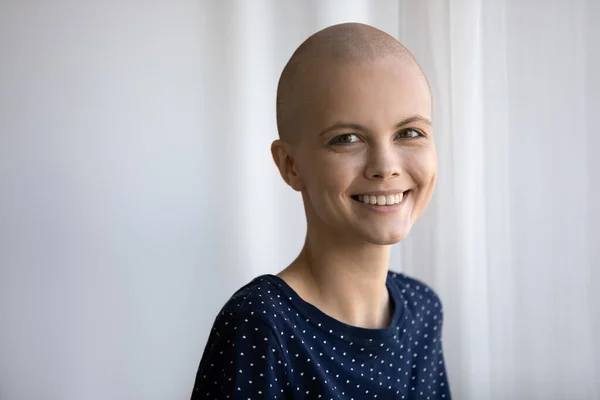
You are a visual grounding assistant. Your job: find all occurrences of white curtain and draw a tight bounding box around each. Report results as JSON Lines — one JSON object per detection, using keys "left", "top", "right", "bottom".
{"left": 398, "top": 1, "right": 600, "bottom": 398}
{"left": 0, "top": 1, "right": 598, "bottom": 399}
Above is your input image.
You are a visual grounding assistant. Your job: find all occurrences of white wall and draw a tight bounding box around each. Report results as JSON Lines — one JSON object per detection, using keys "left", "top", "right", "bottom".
{"left": 0, "top": 1, "right": 400, "bottom": 399}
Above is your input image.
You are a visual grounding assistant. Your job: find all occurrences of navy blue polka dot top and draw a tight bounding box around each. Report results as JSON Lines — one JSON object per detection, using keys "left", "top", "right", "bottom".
{"left": 191, "top": 271, "right": 451, "bottom": 399}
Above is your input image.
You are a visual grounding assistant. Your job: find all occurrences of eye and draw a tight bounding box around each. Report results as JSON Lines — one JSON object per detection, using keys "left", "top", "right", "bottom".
{"left": 328, "top": 133, "right": 361, "bottom": 145}
{"left": 396, "top": 128, "right": 423, "bottom": 139}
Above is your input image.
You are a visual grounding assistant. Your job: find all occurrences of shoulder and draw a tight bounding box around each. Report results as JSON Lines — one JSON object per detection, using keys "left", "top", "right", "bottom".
{"left": 218, "top": 275, "right": 279, "bottom": 314}
{"left": 193, "top": 277, "right": 291, "bottom": 397}
{"left": 203, "top": 276, "right": 288, "bottom": 358}
{"left": 388, "top": 270, "right": 445, "bottom": 316}
{"left": 389, "top": 270, "right": 442, "bottom": 300}
{"left": 211, "top": 275, "right": 288, "bottom": 334}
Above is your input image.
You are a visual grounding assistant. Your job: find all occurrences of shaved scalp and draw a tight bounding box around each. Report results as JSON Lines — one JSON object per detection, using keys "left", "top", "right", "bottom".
{"left": 276, "top": 22, "right": 428, "bottom": 144}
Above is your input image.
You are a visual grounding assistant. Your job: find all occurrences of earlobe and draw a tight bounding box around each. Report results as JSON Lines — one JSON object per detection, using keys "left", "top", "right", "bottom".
{"left": 271, "top": 139, "right": 303, "bottom": 192}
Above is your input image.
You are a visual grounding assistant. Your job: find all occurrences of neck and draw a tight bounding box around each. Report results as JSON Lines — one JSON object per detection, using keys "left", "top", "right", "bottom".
{"left": 278, "top": 227, "right": 393, "bottom": 329}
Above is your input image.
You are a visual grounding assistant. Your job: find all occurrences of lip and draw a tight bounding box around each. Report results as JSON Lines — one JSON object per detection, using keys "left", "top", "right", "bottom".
{"left": 351, "top": 189, "right": 407, "bottom": 196}
{"left": 350, "top": 190, "right": 410, "bottom": 213}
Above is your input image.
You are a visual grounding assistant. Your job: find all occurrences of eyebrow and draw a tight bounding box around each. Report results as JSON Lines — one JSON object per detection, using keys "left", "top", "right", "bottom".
{"left": 318, "top": 115, "right": 431, "bottom": 136}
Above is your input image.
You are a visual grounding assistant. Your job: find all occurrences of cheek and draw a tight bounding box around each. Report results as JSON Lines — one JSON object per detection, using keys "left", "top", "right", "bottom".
{"left": 405, "top": 147, "right": 438, "bottom": 186}
{"left": 302, "top": 152, "right": 363, "bottom": 193}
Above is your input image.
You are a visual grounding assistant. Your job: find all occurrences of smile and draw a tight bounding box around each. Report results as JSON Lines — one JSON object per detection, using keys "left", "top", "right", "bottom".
{"left": 350, "top": 191, "right": 409, "bottom": 206}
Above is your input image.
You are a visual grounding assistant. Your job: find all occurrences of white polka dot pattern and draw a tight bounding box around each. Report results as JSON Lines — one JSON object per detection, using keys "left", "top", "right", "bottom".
{"left": 191, "top": 272, "right": 451, "bottom": 399}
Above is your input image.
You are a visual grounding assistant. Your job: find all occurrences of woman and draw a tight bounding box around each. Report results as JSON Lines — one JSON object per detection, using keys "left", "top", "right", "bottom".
{"left": 191, "top": 22, "right": 450, "bottom": 399}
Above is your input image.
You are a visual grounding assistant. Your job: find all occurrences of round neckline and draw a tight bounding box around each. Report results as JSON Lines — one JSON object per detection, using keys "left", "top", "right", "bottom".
{"left": 262, "top": 272, "right": 405, "bottom": 345}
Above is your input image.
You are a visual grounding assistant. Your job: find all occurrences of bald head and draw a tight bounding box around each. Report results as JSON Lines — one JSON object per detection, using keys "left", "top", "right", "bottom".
{"left": 276, "top": 23, "right": 429, "bottom": 143}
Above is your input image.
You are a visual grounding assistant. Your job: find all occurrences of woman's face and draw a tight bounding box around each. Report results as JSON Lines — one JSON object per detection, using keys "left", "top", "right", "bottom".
{"left": 280, "top": 57, "right": 436, "bottom": 245}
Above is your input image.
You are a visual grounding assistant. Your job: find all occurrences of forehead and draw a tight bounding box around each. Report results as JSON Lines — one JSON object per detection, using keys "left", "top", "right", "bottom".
{"left": 306, "top": 57, "right": 431, "bottom": 132}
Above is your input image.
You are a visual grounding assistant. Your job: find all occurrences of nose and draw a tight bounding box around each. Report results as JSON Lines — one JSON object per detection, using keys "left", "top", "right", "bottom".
{"left": 364, "top": 145, "right": 402, "bottom": 180}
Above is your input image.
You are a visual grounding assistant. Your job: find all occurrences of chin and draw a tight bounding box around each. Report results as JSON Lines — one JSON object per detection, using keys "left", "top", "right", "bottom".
{"left": 362, "top": 228, "right": 411, "bottom": 246}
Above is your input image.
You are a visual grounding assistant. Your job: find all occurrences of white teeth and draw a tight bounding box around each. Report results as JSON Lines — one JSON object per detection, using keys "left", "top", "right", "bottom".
{"left": 356, "top": 192, "right": 405, "bottom": 205}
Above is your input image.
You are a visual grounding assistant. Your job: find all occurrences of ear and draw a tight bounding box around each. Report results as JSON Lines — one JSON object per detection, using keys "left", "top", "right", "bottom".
{"left": 271, "top": 139, "right": 304, "bottom": 191}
